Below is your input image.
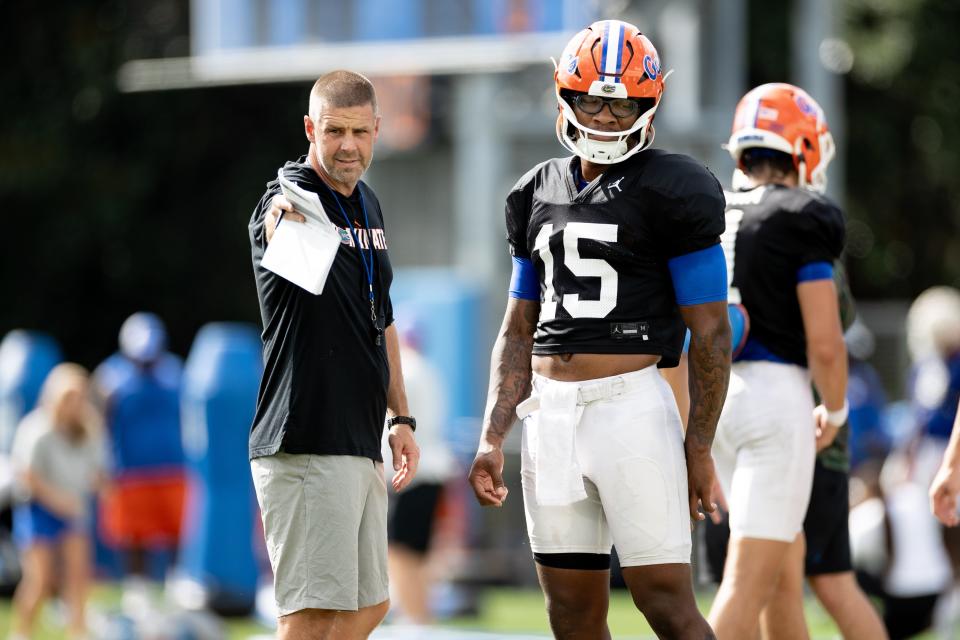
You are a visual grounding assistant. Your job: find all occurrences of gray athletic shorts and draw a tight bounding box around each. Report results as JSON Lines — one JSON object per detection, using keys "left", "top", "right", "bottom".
{"left": 250, "top": 452, "right": 389, "bottom": 615}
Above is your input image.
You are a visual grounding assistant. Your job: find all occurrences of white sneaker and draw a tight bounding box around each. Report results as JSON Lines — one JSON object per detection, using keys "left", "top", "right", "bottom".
{"left": 121, "top": 576, "right": 154, "bottom": 618}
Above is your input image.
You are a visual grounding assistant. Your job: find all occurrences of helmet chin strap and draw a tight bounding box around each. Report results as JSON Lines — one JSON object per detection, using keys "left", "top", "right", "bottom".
{"left": 574, "top": 137, "right": 628, "bottom": 164}
{"left": 572, "top": 125, "right": 658, "bottom": 165}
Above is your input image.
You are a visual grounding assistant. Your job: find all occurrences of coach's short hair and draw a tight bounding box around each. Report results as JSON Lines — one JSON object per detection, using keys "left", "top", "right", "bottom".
{"left": 309, "top": 70, "right": 379, "bottom": 119}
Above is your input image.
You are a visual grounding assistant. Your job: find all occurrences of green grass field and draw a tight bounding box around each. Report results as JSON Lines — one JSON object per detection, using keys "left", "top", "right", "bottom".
{"left": 450, "top": 588, "right": 844, "bottom": 638}
{"left": 0, "top": 584, "right": 938, "bottom": 639}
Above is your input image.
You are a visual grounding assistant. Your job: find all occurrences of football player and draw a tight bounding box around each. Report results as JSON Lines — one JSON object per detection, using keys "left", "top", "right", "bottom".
{"left": 468, "top": 20, "right": 731, "bottom": 638}
{"left": 707, "top": 83, "right": 849, "bottom": 639}
{"left": 699, "top": 264, "right": 889, "bottom": 639}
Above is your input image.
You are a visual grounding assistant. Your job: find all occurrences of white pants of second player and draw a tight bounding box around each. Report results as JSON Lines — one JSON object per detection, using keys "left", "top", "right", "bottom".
{"left": 519, "top": 366, "right": 692, "bottom": 567}
{"left": 713, "top": 360, "right": 817, "bottom": 542}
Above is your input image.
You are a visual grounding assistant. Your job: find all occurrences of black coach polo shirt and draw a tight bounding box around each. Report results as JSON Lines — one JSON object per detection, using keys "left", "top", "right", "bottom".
{"left": 248, "top": 158, "right": 394, "bottom": 461}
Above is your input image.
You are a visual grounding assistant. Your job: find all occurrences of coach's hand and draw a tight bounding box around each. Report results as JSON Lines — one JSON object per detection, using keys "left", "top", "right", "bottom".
{"left": 264, "top": 194, "right": 305, "bottom": 243}
{"left": 469, "top": 444, "right": 508, "bottom": 507}
{"left": 387, "top": 424, "right": 419, "bottom": 492}
{"left": 685, "top": 445, "right": 718, "bottom": 524}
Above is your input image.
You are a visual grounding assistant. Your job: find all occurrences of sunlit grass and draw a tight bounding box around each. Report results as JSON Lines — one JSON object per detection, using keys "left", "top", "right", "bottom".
{"left": 0, "top": 585, "right": 270, "bottom": 640}
{"left": 446, "top": 588, "right": 841, "bottom": 638}
{"left": 0, "top": 583, "right": 938, "bottom": 639}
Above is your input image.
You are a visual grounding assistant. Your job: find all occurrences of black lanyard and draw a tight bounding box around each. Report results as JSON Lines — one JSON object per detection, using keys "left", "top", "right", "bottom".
{"left": 326, "top": 184, "right": 382, "bottom": 346}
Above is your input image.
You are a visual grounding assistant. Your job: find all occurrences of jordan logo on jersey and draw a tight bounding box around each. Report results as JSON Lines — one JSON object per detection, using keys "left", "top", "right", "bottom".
{"left": 610, "top": 322, "right": 649, "bottom": 340}
{"left": 607, "top": 177, "right": 625, "bottom": 193}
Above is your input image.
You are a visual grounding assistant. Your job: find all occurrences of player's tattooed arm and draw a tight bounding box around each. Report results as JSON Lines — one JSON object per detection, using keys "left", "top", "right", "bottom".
{"left": 470, "top": 298, "right": 538, "bottom": 507}
{"left": 681, "top": 301, "right": 732, "bottom": 448}
{"left": 680, "top": 300, "right": 731, "bottom": 521}
{"left": 480, "top": 298, "right": 539, "bottom": 446}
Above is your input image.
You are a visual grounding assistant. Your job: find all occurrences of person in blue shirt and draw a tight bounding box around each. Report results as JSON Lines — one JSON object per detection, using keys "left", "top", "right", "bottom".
{"left": 93, "top": 312, "right": 186, "bottom": 591}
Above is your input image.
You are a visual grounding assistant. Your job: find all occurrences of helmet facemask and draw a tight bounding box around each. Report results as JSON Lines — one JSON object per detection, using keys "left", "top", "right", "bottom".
{"left": 555, "top": 88, "right": 658, "bottom": 165}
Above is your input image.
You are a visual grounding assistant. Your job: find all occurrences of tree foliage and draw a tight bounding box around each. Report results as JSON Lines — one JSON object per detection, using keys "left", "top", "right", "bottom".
{"left": 2, "top": 0, "right": 958, "bottom": 366}
{"left": 841, "top": 0, "right": 960, "bottom": 297}
{"left": 746, "top": 0, "right": 960, "bottom": 298}
{"left": 1, "top": 0, "right": 309, "bottom": 365}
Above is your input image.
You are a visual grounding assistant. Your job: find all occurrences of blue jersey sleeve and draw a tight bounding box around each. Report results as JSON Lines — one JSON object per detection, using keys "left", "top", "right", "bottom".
{"left": 797, "top": 261, "right": 834, "bottom": 283}
{"left": 683, "top": 304, "right": 750, "bottom": 357}
{"left": 509, "top": 256, "right": 539, "bottom": 301}
{"left": 667, "top": 243, "right": 728, "bottom": 306}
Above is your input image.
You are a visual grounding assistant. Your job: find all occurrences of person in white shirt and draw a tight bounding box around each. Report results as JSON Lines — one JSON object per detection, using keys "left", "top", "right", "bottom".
{"left": 10, "top": 363, "right": 108, "bottom": 640}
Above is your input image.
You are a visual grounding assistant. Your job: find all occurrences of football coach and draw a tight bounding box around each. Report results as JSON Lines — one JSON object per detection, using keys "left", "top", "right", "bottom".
{"left": 247, "top": 70, "right": 419, "bottom": 640}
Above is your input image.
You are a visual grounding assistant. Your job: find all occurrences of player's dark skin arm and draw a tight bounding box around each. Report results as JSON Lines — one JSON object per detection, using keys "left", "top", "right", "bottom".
{"left": 468, "top": 297, "right": 540, "bottom": 507}
{"left": 679, "top": 300, "right": 731, "bottom": 522}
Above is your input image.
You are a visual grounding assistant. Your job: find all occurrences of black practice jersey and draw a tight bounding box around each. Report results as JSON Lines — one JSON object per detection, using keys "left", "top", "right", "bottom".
{"left": 248, "top": 158, "right": 394, "bottom": 461}
{"left": 506, "top": 149, "right": 726, "bottom": 368}
{"left": 722, "top": 184, "right": 845, "bottom": 366}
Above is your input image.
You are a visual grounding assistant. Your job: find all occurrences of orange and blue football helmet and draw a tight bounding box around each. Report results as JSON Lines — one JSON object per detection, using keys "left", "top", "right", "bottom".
{"left": 554, "top": 20, "right": 667, "bottom": 164}
{"left": 727, "top": 83, "right": 835, "bottom": 193}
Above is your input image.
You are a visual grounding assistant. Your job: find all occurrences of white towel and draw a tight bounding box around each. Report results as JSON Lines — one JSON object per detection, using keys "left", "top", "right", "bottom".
{"left": 531, "top": 382, "right": 587, "bottom": 506}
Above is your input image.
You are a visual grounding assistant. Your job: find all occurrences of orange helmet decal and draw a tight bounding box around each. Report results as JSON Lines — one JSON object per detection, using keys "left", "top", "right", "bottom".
{"left": 554, "top": 20, "right": 667, "bottom": 164}
{"left": 727, "top": 83, "right": 835, "bottom": 193}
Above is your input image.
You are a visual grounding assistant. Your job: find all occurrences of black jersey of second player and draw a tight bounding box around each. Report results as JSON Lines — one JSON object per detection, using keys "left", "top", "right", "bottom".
{"left": 722, "top": 184, "right": 845, "bottom": 366}
{"left": 506, "top": 149, "right": 726, "bottom": 367}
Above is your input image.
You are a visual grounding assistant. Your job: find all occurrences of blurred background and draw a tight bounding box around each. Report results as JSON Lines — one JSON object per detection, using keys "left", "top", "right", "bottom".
{"left": 1, "top": 0, "right": 959, "bottom": 638}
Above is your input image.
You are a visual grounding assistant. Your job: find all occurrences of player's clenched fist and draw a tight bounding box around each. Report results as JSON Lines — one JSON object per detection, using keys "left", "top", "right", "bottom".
{"left": 685, "top": 446, "right": 718, "bottom": 523}
{"left": 264, "top": 194, "right": 305, "bottom": 243}
{"left": 469, "top": 447, "right": 508, "bottom": 507}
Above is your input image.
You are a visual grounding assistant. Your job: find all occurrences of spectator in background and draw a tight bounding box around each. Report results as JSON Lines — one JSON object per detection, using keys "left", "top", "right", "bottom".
{"left": 93, "top": 312, "right": 186, "bottom": 602}
{"left": 381, "top": 317, "right": 456, "bottom": 625}
{"left": 906, "top": 286, "right": 960, "bottom": 633}
{"left": 906, "top": 286, "right": 960, "bottom": 487}
{"left": 10, "top": 363, "right": 108, "bottom": 640}
{"left": 845, "top": 319, "right": 891, "bottom": 471}
{"left": 845, "top": 288, "right": 960, "bottom": 639}
{"left": 862, "top": 449, "right": 952, "bottom": 639}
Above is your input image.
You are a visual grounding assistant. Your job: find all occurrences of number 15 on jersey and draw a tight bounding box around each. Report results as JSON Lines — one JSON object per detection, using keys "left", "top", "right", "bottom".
{"left": 533, "top": 222, "right": 619, "bottom": 321}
